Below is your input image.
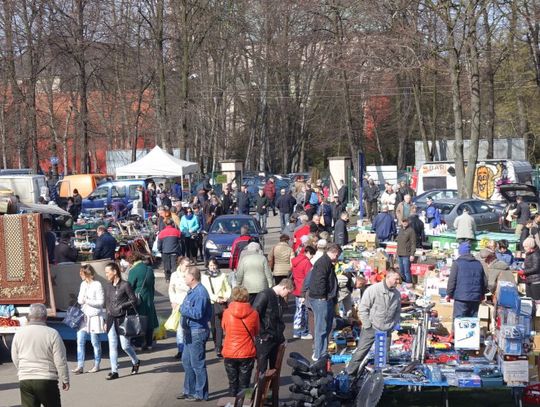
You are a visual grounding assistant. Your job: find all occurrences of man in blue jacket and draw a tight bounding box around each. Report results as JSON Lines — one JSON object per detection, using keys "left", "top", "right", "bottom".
{"left": 446, "top": 241, "right": 488, "bottom": 319}
{"left": 371, "top": 205, "right": 396, "bottom": 243}
{"left": 425, "top": 197, "right": 442, "bottom": 228}
{"left": 93, "top": 225, "right": 117, "bottom": 260}
{"left": 178, "top": 267, "right": 212, "bottom": 402}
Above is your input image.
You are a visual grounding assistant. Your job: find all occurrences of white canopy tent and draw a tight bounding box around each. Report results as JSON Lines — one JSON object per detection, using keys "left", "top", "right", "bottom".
{"left": 115, "top": 145, "right": 199, "bottom": 177}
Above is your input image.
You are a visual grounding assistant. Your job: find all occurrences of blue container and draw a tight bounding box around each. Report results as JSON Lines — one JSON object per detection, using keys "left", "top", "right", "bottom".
{"left": 498, "top": 283, "right": 520, "bottom": 311}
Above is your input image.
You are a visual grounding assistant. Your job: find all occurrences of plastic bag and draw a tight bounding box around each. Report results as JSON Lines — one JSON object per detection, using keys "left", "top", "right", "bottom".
{"left": 164, "top": 309, "right": 180, "bottom": 332}
{"left": 153, "top": 317, "right": 167, "bottom": 340}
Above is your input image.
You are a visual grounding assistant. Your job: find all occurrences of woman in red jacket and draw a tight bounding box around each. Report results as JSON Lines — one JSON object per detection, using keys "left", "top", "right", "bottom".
{"left": 291, "top": 246, "right": 316, "bottom": 339}
{"left": 222, "top": 286, "right": 259, "bottom": 396}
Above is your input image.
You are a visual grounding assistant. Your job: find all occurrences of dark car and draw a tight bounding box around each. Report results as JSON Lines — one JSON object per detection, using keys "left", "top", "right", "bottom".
{"left": 499, "top": 183, "right": 539, "bottom": 232}
{"left": 203, "top": 214, "right": 265, "bottom": 266}
{"left": 414, "top": 189, "right": 459, "bottom": 212}
{"left": 431, "top": 199, "right": 501, "bottom": 232}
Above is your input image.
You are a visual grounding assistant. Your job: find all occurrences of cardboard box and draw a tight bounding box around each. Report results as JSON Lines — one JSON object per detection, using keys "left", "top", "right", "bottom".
{"left": 454, "top": 317, "right": 480, "bottom": 350}
{"left": 501, "top": 358, "right": 529, "bottom": 383}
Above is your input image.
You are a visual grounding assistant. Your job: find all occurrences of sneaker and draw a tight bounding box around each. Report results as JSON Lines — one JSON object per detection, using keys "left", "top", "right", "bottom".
{"left": 311, "top": 353, "right": 318, "bottom": 362}
{"left": 88, "top": 365, "right": 100, "bottom": 373}
{"left": 292, "top": 334, "right": 301, "bottom": 339}
{"left": 174, "top": 351, "right": 182, "bottom": 360}
{"left": 301, "top": 334, "right": 313, "bottom": 340}
{"left": 71, "top": 367, "right": 83, "bottom": 375}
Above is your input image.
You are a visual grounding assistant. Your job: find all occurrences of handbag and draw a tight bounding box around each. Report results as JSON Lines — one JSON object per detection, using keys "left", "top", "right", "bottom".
{"left": 164, "top": 309, "right": 181, "bottom": 332}
{"left": 118, "top": 306, "right": 148, "bottom": 337}
{"left": 63, "top": 305, "right": 84, "bottom": 329}
{"left": 208, "top": 277, "right": 227, "bottom": 316}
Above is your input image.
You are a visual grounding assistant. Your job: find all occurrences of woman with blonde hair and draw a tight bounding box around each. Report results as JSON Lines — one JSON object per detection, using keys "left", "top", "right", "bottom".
{"left": 169, "top": 256, "right": 191, "bottom": 359}
{"left": 72, "top": 264, "right": 105, "bottom": 374}
{"left": 523, "top": 237, "right": 540, "bottom": 299}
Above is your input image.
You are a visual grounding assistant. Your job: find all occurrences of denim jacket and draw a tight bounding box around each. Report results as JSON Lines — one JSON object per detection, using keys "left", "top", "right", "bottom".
{"left": 181, "top": 283, "right": 212, "bottom": 330}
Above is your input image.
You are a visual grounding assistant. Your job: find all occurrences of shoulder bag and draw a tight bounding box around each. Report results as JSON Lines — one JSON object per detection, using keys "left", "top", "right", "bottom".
{"left": 118, "top": 305, "right": 148, "bottom": 337}
{"left": 63, "top": 304, "right": 84, "bottom": 329}
{"left": 240, "top": 317, "right": 256, "bottom": 346}
{"left": 208, "top": 276, "right": 227, "bottom": 316}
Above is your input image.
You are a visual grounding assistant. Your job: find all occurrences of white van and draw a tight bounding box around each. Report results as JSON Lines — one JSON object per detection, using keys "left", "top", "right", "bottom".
{"left": 0, "top": 174, "right": 47, "bottom": 204}
{"left": 416, "top": 160, "right": 533, "bottom": 201}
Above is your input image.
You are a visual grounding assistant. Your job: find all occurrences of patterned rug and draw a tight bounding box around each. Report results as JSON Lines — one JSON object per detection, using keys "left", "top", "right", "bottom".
{"left": 0, "top": 213, "right": 47, "bottom": 304}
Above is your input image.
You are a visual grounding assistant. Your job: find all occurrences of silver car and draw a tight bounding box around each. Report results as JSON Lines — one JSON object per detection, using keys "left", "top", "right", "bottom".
{"left": 431, "top": 198, "right": 501, "bottom": 232}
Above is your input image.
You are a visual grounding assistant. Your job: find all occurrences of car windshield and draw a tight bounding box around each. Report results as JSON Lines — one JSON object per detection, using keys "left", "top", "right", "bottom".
{"left": 209, "top": 219, "right": 258, "bottom": 234}
{"left": 434, "top": 203, "right": 455, "bottom": 215}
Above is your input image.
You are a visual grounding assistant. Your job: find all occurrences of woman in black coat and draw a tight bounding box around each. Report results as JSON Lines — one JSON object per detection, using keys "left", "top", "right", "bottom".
{"left": 522, "top": 237, "right": 540, "bottom": 300}
{"left": 104, "top": 262, "right": 140, "bottom": 380}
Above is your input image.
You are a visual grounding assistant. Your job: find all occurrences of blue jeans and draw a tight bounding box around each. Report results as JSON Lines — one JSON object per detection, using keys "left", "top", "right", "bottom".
{"left": 279, "top": 212, "right": 289, "bottom": 232}
{"left": 107, "top": 326, "right": 138, "bottom": 373}
{"left": 182, "top": 328, "right": 209, "bottom": 400}
{"left": 176, "top": 322, "right": 184, "bottom": 353}
{"left": 293, "top": 297, "right": 309, "bottom": 337}
{"left": 398, "top": 256, "right": 412, "bottom": 284}
{"left": 256, "top": 212, "right": 268, "bottom": 232}
{"left": 76, "top": 330, "right": 101, "bottom": 369}
{"left": 310, "top": 298, "right": 334, "bottom": 360}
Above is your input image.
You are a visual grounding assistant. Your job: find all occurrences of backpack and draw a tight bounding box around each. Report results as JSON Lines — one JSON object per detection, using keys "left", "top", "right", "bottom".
{"left": 309, "top": 191, "right": 319, "bottom": 205}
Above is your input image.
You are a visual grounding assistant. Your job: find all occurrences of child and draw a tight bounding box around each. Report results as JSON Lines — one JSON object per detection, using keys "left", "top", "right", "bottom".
{"left": 496, "top": 239, "right": 514, "bottom": 266}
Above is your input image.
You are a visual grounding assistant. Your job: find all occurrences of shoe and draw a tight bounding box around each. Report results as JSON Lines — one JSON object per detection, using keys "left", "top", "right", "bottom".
{"left": 176, "top": 394, "right": 188, "bottom": 400}
{"left": 106, "top": 372, "right": 119, "bottom": 380}
{"left": 216, "top": 352, "right": 223, "bottom": 358}
{"left": 131, "top": 360, "right": 140, "bottom": 375}
{"left": 88, "top": 365, "right": 100, "bottom": 373}
{"left": 174, "top": 351, "right": 182, "bottom": 360}
{"left": 301, "top": 334, "right": 313, "bottom": 340}
{"left": 186, "top": 397, "right": 201, "bottom": 402}
{"left": 292, "top": 334, "right": 301, "bottom": 339}
{"left": 311, "top": 353, "right": 318, "bottom": 362}
{"left": 71, "top": 367, "right": 83, "bottom": 375}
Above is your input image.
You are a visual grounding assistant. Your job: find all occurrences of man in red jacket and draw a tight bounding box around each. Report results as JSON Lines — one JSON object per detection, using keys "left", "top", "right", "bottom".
{"left": 291, "top": 246, "right": 316, "bottom": 339}
{"left": 229, "top": 225, "right": 252, "bottom": 270}
{"left": 293, "top": 215, "right": 310, "bottom": 252}
{"left": 263, "top": 178, "right": 277, "bottom": 216}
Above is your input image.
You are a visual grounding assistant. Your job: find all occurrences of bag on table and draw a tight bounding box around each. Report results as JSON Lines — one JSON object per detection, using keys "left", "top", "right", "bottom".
{"left": 63, "top": 305, "right": 84, "bottom": 329}
{"left": 164, "top": 309, "right": 181, "bottom": 332}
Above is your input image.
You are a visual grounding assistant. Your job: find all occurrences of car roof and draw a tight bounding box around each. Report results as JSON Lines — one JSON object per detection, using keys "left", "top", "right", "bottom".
{"left": 433, "top": 198, "right": 479, "bottom": 204}
{"left": 213, "top": 214, "right": 254, "bottom": 221}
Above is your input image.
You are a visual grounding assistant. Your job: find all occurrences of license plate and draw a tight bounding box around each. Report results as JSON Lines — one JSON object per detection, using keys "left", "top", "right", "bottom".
{"left": 222, "top": 252, "right": 231, "bottom": 258}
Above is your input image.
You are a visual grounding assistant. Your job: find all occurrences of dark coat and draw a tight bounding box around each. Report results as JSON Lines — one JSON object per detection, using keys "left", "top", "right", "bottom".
{"left": 447, "top": 254, "right": 488, "bottom": 302}
{"left": 396, "top": 226, "right": 416, "bottom": 257}
{"left": 157, "top": 225, "right": 182, "bottom": 254}
{"left": 222, "top": 192, "right": 234, "bottom": 214}
{"left": 338, "top": 185, "right": 348, "bottom": 205}
{"left": 364, "top": 184, "right": 380, "bottom": 202}
{"left": 308, "top": 253, "right": 338, "bottom": 301}
{"left": 331, "top": 202, "right": 342, "bottom": 225}
{"left": 128, "top": 262, "right": 159, "bottom": 329}
{"left": 104, "top": 279, "right": 138, "bottom": 327}
{"left": 255, "top": 195, "right": 270, "bottom": 215}
{"left": 334, "top": 218, "right": 349, "bottom": 246}
{"left": 409, "top": 214, "right": 425, "bottom": 247}
{"left": 371, "top": 212, "right": 397, "bottom": 242}
{"left": 515, "top": 201, "right": 531, "bottom": 225}
{"left": 524, "top": 248, "right": 540, "bottom": 284}
{"left": 93, "top": 231, "right": 117, "bottom": 260}
{"left": 55, "top": 241, "right": 78, "bottom": 263}
{"left": 236, "top": 191, "right": 250, "bottom": 213}
{"left": 276, "top": 193, "right": 296, "bottom": 214}
{"left": 253, "top": 288, "right": 285, "bottom": 344}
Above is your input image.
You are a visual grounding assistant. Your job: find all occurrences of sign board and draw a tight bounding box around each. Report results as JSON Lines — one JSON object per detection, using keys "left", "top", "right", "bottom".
{"left": 215, "top": 174, "right": 227, "bottom": 184}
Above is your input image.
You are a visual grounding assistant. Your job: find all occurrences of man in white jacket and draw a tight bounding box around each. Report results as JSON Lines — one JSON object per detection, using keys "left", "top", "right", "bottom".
{"left": 11, "top": 303, "right": 69, "bottom": 407}
{"left": 453, "top": 206, "right": 476, "bottom": 242}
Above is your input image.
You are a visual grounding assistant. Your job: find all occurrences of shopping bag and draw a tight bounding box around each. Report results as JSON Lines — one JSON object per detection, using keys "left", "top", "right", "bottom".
{"left": 164, "top": 310, "right": 180, "bottom": 332}
{"left": 154, "top": 318, "right": 167, "bottom": 340}
{"left": 62, "top": 305, "right": 84, "bottom": 329}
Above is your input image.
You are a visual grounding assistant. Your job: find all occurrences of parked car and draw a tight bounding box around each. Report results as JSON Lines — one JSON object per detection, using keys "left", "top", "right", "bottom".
{"left": 498, "top": 183, "right": 539, "bottom": 232}
{"left": 82, "top": 179, "right": 146, "bottom": 214}
{"left": 414, "top": 189, "right": 459, "bottom": 212}
{"left": 433, "top": 198, "right": 501, "bottom": 232}
{"left": 203, "top": 214, "right": 264, "bottom": 266}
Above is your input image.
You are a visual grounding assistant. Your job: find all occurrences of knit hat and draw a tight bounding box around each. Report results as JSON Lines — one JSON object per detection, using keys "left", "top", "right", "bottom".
{"left": 458, "top": 241, "right": 471, "bottom": 256}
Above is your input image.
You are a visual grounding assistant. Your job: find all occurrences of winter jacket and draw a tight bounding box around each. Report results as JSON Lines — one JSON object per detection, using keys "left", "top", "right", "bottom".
{"left": 409, "top": 214, "right": 425, "bottom": 247}
{"left": 523, "top": 248, "right": 540, "bottom": 284}
{"left": 453, "top": 213, "right": 476, "bottom": 240}
{"left": 181, "top": 282, "right": 212, "bottom": 330}
{"left": 104, "top": 279, "right": 138, "bottom": 320}
{"left": 338, "top": 185, "right": 349, "bottom": 205}
{"left": 255, "top": 195, "right": 270, "bottom": 215}
{"left": 269, "top": 242, "right": 293, "bottom": 277}
{"left": 358, "top": 280, "right": 401, "bottom": 332}
{"left": 496, "top": 250, "right": 514, "bottom": 266}
{"left": 371, "top": 212, "right": 396, "bottom": 242}
{"left": 331, "top": 202, "right": 343, "bottom": 225}
{"left": 486, "top": 260, "right": 514, "bottom": 293}
{"left": 128, "top": 261, "right": 159, "bottom": 330}
{"left": 94, "top": 231, "right": 117, "bottom": 260}
{"left": 317, "top": 203, "right": 333, "bottom": 229}
{"left": 395, "top": 185, "right": 415, "bottom": 203}
{"left": 447, "top": 254, "right": 488, "bottom": 302}
{"left": 291, "top": 254, "right": 312, "bottom": 297}
{"left": 293, "top": 224, "right": 310, "bottom": 251}
{"left": 158, "top": 225, "right": 182, "bottom": 254}
{"left": 396, "top": 225, "right": 416, "bottom": 257}
{"left": 236, "top": 191, "right": 251, "bottom": 214}
{"left": 380, "top": 191, "right": 396, "bottom": 211}
{"left": 180, "top": 214, "right": 200, "bottom": 235}
{"left": 263, "top": 181, "right": 276, "bottom": 200}
{"left": 55, "top": 242, "right": 78, "bottom": 263}
{"left": 364, "top": 184, "right": 380, "bottom": 202}
{"left": 334, "top": 219, "right": 349, "bottom": 246}
{"left": 236, "top": 252, "right": 273, "bottom": 294}
{"left": 168, "top": 268, "right": 189, "bottom": 306}
{"left": 514, "top": 201, "right": 531, "bottom": 225}
{"left": 395, "top": 201, "right": 416, "bottom": 223}
{"left": 222, "top": 301, "right": 259, "bottom": 359}
{"left": 276, "top": 193, "right": 296, "bottom": 214}
{"left": 308, "top": 253, "right": 338, "bottom": 301}
{"left": 229, "top": 234, "right": 253, "bottom": 269}
{"left": 425, "top": 204, "right": 442, "bottom": 228}
{"left": 253, "top": 288, "right": 285, "bottom": 343}
{"left": 201, "top": 271, "right": 231, "bottom": 304}
{"left": 222, "top": 192, "right": 234, "bottom": 214}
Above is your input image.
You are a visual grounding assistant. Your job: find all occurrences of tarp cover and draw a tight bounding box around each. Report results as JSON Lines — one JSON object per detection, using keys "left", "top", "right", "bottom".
{"left": 115, "top": 145, "right": 199, "bottom": 177}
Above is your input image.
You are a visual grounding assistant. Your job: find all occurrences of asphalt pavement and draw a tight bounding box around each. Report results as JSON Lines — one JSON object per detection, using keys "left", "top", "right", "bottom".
{"left": 0, "top": 214, "right": 312, "bottom": 407}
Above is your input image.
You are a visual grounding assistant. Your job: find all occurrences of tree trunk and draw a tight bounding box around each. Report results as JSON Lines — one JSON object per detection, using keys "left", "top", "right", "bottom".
{"left": 76, "top": 0, "right": 90, "bottom": 173}
{"left": 482, "top": 6, "right": 495, "bottom": 159}
{"left": 412, "top": 77, "right": 431, "bottom": 162}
